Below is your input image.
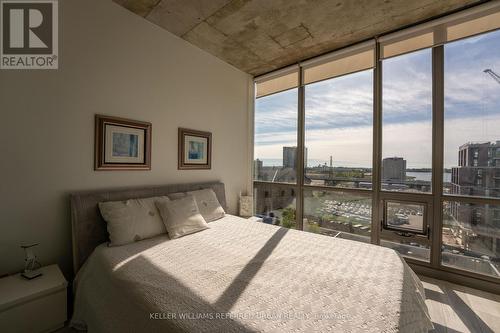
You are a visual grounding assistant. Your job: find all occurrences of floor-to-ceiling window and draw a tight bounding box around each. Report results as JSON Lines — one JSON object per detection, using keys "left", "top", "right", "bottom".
{"left": 303, "top": 68, "right": 373, "bottom": 242}
{"left": 304, "top": 70, "right": 373, "bottom": 189}
{"left": 381, "top": 49, "right": 433, "bottom": 194}
{"left": 253, "top": 3, "right": 500, "bottom": 287}
{"left": 254, "top": 89, "right": 298, "bottom": 184}
{"left": 442, "top": 30, "right": 500, "bottom": 278}
{"left": 254, "top": 70, "right": 299, "bottom": 228}
{"left": 379, "top": 48, "right": 433, "bottom": 262}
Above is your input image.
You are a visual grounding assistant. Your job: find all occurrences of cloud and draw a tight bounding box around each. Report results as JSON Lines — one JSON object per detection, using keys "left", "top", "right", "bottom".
{"left": 305, "top": 125, "right": 373, "bottom": 167}
{"left": 254, "top": 30, "right": 500, "bottom": 168}
{"left": 256, "top": 115, "right": 500, "bottom": 168}
{"left": 382, "top": 48, "right": 433, "bottom": 124}
{"left": 255, "top": 131, "right": 296, "bottom": 146}
{"left": 255, "top": 89, "right": 297, "bottom": 135}
{"left": 444, "top": 114, "right": 500, "bottom": 167}
{"left": 305, "top": 70, "right": 373, "bottom": 130}
{"left": 382, "top": 121, "right": 432, "bottom": 168}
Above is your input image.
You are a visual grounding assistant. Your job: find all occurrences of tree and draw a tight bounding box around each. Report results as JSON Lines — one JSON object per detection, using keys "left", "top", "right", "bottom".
{"left": 307, "top": 223, "right": 321, "bottom": 234}
{"left": 281, "top": 207, "right": 296, "bottom": 229}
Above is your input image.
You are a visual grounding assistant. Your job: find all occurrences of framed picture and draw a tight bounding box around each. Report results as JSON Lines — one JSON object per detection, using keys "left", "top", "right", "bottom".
{"left": 178, "top": 128, "right": 211, "bottom": 170}
{"left": 95, "top": 115, "right": 151, "bottom": 170}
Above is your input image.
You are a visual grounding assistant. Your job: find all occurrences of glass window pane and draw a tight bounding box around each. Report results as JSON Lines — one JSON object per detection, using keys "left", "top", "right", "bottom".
{"left": 253, "top": 183, "right": 297, "bottom": 229}
{"left": 442, "top": 201, "right": 500, "bottom": 278}
{"left": 303, "top": 189, "right": 371, "bottom": 243}
{"left": 384, "top": 201, "right": 426, "bottom": 234}
{"left": 254, "top": 89, "right": 298, "bottom": 184}
{"left": 382, "top": 48, "right": 433, "bottom": 193}
{"left": 304, "top": 70, "right": 373, "bottom": 189}
{"left": 444, "top": 30, "right": 500, "bottom": 199}
{"left": 380, "top": 239, "right": 430, "bottom": 262}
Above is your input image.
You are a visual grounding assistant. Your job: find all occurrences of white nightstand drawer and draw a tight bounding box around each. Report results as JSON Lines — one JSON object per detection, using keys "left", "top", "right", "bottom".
{"left": 0, "top": 265, "right": 68, "bottom": 333}
{"left": 0, "top": 289, "right": 66, "bottom": 333}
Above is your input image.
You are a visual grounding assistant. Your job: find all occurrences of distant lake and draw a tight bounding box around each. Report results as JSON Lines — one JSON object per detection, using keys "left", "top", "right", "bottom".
{"left": 259, "top": 158, "right": 368, "bottom": 168}
{"left": 407, "top": 172, "right": 452, "bottom": 183}
{"left": 257, "top": 159, "right": 452, "bottom": 183}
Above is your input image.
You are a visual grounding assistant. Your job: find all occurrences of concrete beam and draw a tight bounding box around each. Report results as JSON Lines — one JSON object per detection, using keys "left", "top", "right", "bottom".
{"left": 113, "top": 0, "right": 483, "bottom": 75}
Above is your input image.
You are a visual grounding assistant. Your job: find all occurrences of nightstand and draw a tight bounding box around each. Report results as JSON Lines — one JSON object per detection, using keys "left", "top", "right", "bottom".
{"left": 0, "top": 264, "right": 68, "bottom": 333}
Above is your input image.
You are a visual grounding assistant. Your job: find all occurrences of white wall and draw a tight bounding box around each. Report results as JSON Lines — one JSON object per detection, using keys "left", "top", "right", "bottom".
{"left": 0, "top": 0, "right": 252, "bottom": 279}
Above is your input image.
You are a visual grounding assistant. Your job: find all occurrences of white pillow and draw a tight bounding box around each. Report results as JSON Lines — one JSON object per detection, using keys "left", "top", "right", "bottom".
{"left": 98, "top": 196, "right": 169, "bottom": 246}
{"left": 186, "top": 188, "right": 225, "bottom": 222}
{"left": 156, "top": 195, "right": 209, "bottom": 239}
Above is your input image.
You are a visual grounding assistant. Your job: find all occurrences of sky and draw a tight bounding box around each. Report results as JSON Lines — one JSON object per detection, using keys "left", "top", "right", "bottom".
{"left": 254, "top": 29, "right": 500, "bottom": 169}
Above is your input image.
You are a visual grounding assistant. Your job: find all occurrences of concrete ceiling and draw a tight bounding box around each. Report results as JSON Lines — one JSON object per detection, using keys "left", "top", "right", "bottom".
{"left": 113, "top": 0, "right": 483, "bottom": 76}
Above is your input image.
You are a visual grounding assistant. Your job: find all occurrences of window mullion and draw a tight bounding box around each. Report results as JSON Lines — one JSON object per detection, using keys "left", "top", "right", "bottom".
{"left": 296, "top": 67, "right": 306, "bottom": 231}
{"left": 372, "top": 40, "right": 383, "bottom": 245}
{"left": 431, "top": 45, "right": 445, "bottom": 268}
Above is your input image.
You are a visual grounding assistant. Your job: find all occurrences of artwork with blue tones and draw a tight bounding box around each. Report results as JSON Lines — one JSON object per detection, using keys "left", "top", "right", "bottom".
{"left": 188, "top": 141, "right": 205, "bottom": 160}
{"left": 112, "top": 133, "right": 139, "bottom": 157}
{"left": 96, "top": 115, "right": 151, "bottom": 170}
{"left": 179, "top": 128, "right": 211, "bottom": 169}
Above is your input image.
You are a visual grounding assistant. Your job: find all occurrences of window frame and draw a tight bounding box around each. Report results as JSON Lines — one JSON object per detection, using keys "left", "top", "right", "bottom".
{"left": 380, "top": 47, "right": 434, "bottom": 195}
{"left": 303, "top": 68, "right": 375, "bottom": 191}
{"left": 382, "top": 200, "right": 429, "bottom": 235}
{"left": 253, "top": 87, "right": 300, "bottom": 185}
{"left": 252, "top": 3, "right": 500, "bottom": 289}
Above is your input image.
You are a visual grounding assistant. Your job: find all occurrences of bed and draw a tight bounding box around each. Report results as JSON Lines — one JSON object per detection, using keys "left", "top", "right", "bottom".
{"left": 69, "top": 182, "right": 433, "bottom": 332}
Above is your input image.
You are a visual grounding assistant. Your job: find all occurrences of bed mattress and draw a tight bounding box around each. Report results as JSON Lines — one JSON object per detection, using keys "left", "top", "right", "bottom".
{"left": 71, "top": 214, "right": 433, "bottom": 332}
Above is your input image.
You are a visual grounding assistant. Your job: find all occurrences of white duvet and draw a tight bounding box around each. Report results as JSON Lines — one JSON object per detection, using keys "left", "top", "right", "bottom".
{"left": 71, "top": 215, "right": 433, "bottom": 332}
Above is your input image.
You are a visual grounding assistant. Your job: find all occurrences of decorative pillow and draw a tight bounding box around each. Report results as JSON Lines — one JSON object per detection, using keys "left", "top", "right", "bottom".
{"left": 187, "top": 188, "right": 225, "bottom": 222}
{"left": 155, "top": 195, "right": 209, "bottom": 239}
{"left": 98, "top": 196, "right": 169, "bottom": 246}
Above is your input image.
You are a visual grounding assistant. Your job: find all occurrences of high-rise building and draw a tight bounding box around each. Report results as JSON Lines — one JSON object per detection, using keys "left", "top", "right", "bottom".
{"left": 382, "top": 157, "right": 406, "bottom": 181}
{"left": 451, "top": 141, "right": 500, "bottom": 198}
{"left": 283, "top": 147, "right": 296, "bottom": 168}
{"left": 254, "top": 159, "right": 263, "bottom": 180}
{"left": 450, "top": 141, "right": 500, "bottom": 259}
{"left": 283, "top": 146, "right": 308, "bottom": 169}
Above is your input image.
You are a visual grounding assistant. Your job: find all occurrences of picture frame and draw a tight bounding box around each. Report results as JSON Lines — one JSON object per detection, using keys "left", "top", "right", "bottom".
{"left": 178, "top": 128, "right": 212, "bottom": 170}
{"left": 94, "top": 115, "right": 152, "bottom": 171}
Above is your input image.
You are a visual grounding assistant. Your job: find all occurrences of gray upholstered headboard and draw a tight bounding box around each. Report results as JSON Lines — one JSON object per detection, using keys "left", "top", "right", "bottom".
{"left": 70, "top": 181, "right": 226, "bottom": 274}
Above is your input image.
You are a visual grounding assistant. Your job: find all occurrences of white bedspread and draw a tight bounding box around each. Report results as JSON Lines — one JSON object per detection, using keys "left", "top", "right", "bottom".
{"left": 71, "top": 215, "right": 433, "bottom": 332}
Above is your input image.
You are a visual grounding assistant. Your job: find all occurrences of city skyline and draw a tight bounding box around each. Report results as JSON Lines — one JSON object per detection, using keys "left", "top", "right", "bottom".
{"left": 255, "top": 30, "right": 500, "bottom": 169}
